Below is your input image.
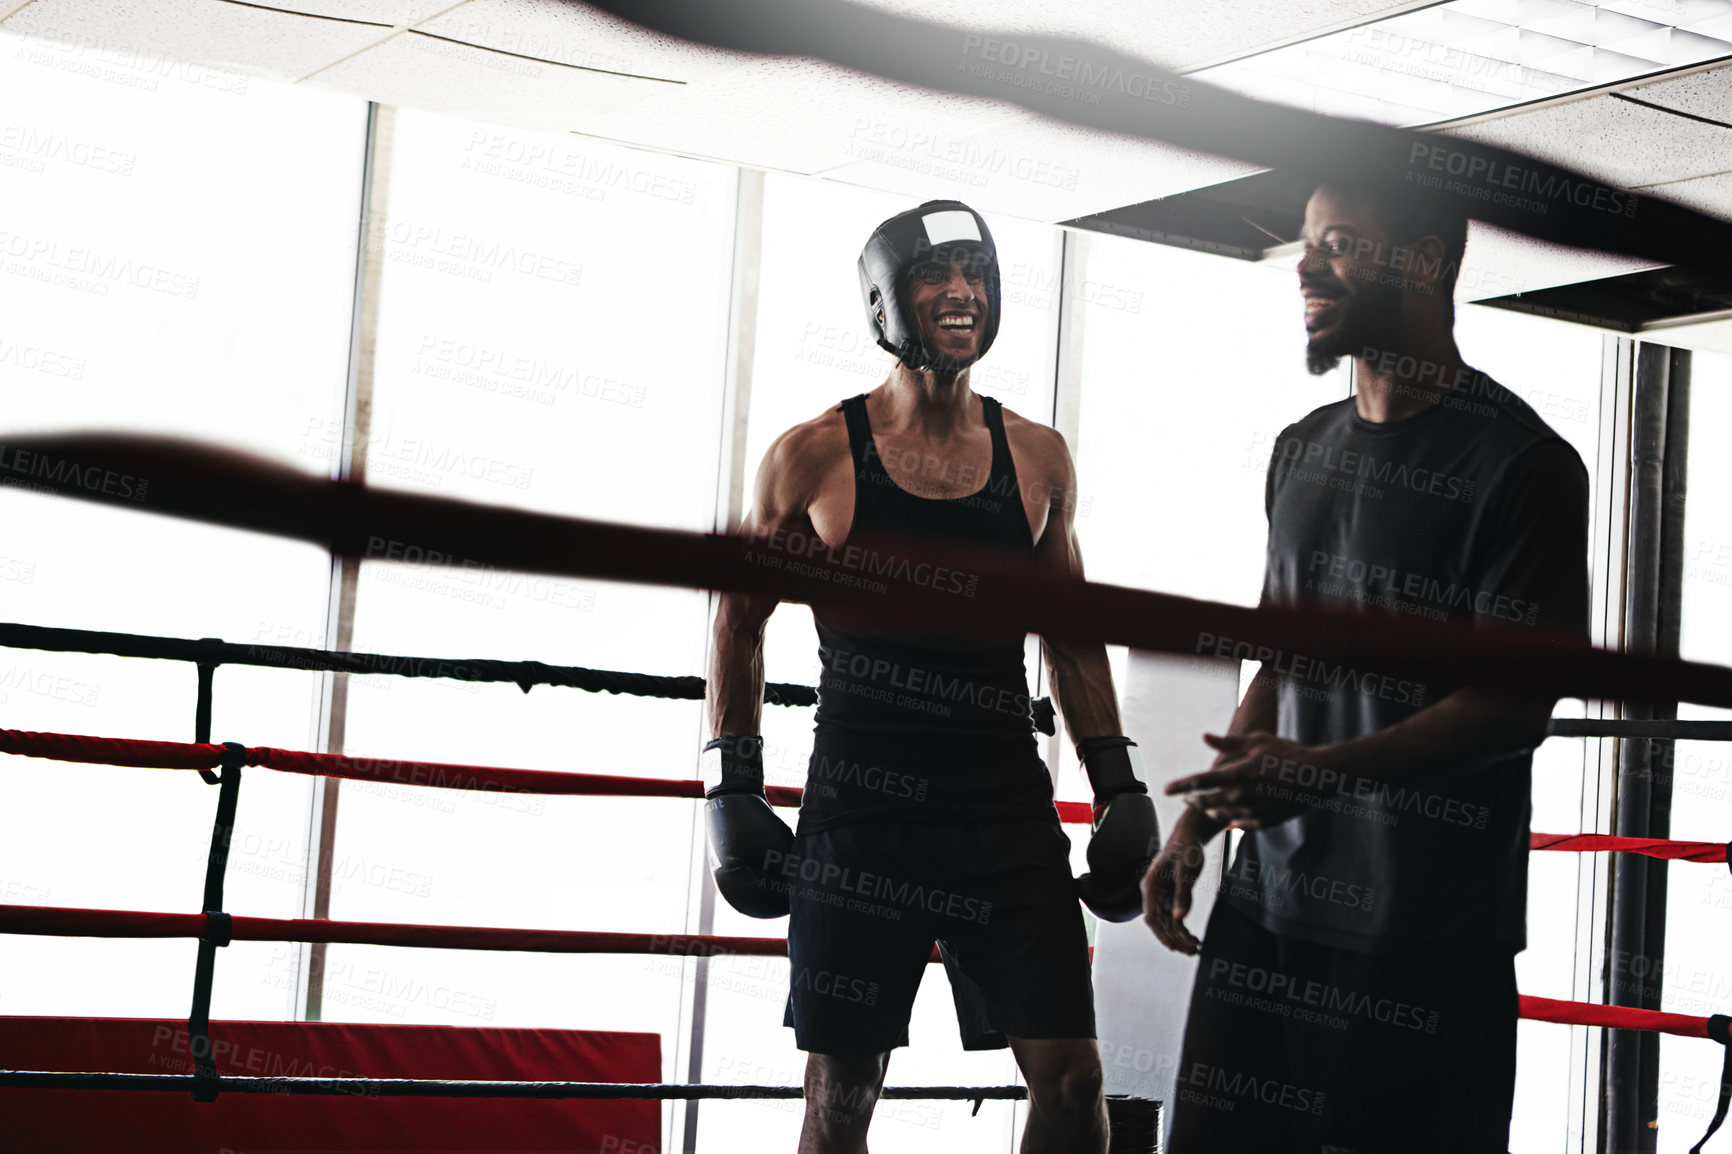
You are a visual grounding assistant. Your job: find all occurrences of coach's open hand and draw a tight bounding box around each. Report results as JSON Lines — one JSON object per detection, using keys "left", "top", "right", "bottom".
{"left": 1165, "top": 732, "right": 1329, "bottom": 829}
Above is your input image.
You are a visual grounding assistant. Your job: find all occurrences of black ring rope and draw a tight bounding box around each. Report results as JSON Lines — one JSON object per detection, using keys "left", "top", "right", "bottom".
{"left": 0, "top": 621, "right": 1066, "bottom": 734}
{"left": 0, "top": 1071, "right": 1027, "bottom": 1101}
{"left": 0, "top": 621, "right": 816, "bottom": 707}
{"left": 4, "top": 621, "right": 1726, "bottom": 742}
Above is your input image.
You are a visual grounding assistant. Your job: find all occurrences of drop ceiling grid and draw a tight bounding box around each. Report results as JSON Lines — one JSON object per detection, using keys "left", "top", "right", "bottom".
{"left": 0, "top": 0, "right": 1727, "bottom": 229}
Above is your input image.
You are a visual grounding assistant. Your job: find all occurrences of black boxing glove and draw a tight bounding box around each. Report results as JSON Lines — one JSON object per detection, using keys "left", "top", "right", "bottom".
{"left": 1075, "top": 736, "right": 1160, "bottom": 923}
{"left": 702, "top": 735, "right": 794, "bottom": 919}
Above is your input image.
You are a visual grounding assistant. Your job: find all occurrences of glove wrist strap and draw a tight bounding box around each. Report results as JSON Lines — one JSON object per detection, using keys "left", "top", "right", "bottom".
{"left": 1078, "top": 736, "right": 1147, "bottom": 802}
{"left": 703, "top": 735, "right": 766, "bottom": 799}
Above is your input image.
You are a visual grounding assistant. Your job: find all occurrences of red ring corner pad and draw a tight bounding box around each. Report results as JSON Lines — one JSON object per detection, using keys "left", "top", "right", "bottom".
{"left": 0, "top": 1016, "right": 660, "bottom": 1154}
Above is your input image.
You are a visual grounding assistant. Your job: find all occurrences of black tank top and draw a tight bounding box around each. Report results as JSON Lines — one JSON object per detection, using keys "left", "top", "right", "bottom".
{"left": 800, "top": 393, "right": 1055, "bottom": 833}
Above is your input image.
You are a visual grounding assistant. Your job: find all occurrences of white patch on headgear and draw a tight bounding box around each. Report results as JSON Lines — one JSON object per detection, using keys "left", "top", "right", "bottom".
{"left": 921, "top": 210, "right": 981, "bottom": 245}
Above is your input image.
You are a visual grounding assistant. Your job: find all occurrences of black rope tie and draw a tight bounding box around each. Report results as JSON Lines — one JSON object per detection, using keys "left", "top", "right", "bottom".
{"left": 1692, "top": 1014, "right": 1732, "bottom": 1154}
{"left": 194, "top": 648, "right": 225, "bottom": 784}
{"left": 515, "top": 660, "right": 548, "bottom": 694}
{"left": 200, "top": 912, "right": 232, "bottom": 948}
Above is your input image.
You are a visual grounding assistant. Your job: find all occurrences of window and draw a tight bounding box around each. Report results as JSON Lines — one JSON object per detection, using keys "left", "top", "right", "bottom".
{"left": 1069, "top": 234, "right": 1348, "bottom": 601}
{"left": 331, "top": 112, "right": 736, "bottom": 1153}
{"left": 1066, "top": 232, "right": 1348, "bottom": 798}
{"left": 0, "top": 31, "right": 365, "bottom": 1020}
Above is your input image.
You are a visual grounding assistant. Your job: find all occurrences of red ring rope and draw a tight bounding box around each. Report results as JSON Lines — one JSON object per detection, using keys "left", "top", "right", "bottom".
{"left": 1518, "top": 995, "right": 1715, "bottom": 1039}
{"left": 0, "top": 903, "right": 1718, "bottom": 1040}
{"left": 7, "top": 726, "right": 1731, "bottom": 857}
{"left": 1529, "top": 833, "right": 1730, "bottom": 863}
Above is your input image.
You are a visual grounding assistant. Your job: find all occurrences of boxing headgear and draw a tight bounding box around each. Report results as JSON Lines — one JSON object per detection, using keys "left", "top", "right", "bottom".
{"left": 858, "top": 200, "right": 1001, "bottom": 371}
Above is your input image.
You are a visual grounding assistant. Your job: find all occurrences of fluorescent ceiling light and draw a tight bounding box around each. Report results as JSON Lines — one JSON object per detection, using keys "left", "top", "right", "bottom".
{"left": 1191, "top": 0, "right": 1732, "bottom": 126}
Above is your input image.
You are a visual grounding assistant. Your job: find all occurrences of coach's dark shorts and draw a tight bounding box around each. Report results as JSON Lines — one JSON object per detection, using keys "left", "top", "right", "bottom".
{"left": 1169, "top": 901, "right": 1518, "bottom": 1154}
{"left": 781, "top": 817, "right": 1095, "bottom": 1055}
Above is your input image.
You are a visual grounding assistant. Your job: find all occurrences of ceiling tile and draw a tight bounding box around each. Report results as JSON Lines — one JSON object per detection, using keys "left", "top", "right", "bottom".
{"left": 3, "top": 0, "right": 392, "bottom": 81}
{"left": 1633, "top": 167, "right": 1732, "bottom": 215}
{"left": 415, "top": 0, "right": 735, "bottom": 84}
{"left": 310, "top": 33, "right": 645, "bottom": 137}
{"left": 257, "top": 1, "right": 456, "bottom": 24}
{"left": 1622, "top": 58, "right": 1732, "bottom": 120}
{"left": 1450, "top": 92, "right": 1732, "bottom": 185}
{"left": 847, "top": 0, "right": 1428, "bottom": 72}
{"left": 820, "top": 114, "right": 1262, "bottom": 222}
{"left": 317, "top": 30, "right": 1012, "bottom": 174}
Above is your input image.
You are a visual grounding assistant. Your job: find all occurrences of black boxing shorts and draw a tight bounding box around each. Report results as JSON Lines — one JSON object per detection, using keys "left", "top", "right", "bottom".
{"left": 780, "top": 816, "right": 1095, "bottom": 1055}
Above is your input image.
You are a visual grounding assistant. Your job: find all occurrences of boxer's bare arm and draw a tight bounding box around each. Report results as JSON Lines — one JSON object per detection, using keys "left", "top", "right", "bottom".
{"left": 707, "top": 412, "right": 849, "bottom": 740}
{"left": 1001, "top": 413, "right": 1122, "bottom": 744}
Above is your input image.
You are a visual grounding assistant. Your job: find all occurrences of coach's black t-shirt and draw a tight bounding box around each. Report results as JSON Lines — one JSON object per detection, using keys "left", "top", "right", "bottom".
{"left": 1221, "top": 372, "right": 1590, "bottom": 956}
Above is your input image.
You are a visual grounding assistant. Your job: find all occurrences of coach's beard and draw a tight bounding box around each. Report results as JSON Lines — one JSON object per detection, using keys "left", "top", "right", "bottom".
{"left": 1306, "top": 278, "right": 1403, "bottom": 377}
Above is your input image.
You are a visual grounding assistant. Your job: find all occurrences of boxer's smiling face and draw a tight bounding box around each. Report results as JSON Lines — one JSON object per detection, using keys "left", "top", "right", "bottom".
{"left": 906, "top": 249, "right": 988, "bottom": 368}
{"left": 1297, "top": 186, "right": 1403, "bottom": 377}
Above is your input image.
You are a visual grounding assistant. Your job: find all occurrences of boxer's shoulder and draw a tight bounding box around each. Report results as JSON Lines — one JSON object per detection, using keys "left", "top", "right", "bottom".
{"left": 757, "top": 407, "right": 854, "bottom": 510}
{"left": 995, "top": 404, "right": 1071, "bottom": 487}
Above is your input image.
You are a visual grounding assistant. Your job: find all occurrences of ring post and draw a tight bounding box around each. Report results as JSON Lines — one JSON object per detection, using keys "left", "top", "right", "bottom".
{"left": 188, "top": 740, "right": 246, "bottom": 1102}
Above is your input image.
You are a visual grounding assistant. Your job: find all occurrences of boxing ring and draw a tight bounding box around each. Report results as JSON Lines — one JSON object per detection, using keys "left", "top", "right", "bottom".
{"left": 0, "top": 433, "right": 1730, "bottom": 1152}
{"left": 6, "top": 0, "right": 1732, "bottom": 1146}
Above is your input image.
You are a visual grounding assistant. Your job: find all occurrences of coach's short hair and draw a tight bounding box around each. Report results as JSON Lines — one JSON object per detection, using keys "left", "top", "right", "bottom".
{"left": 1318, "top": 177, "right": 1471, "bottom": 291}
